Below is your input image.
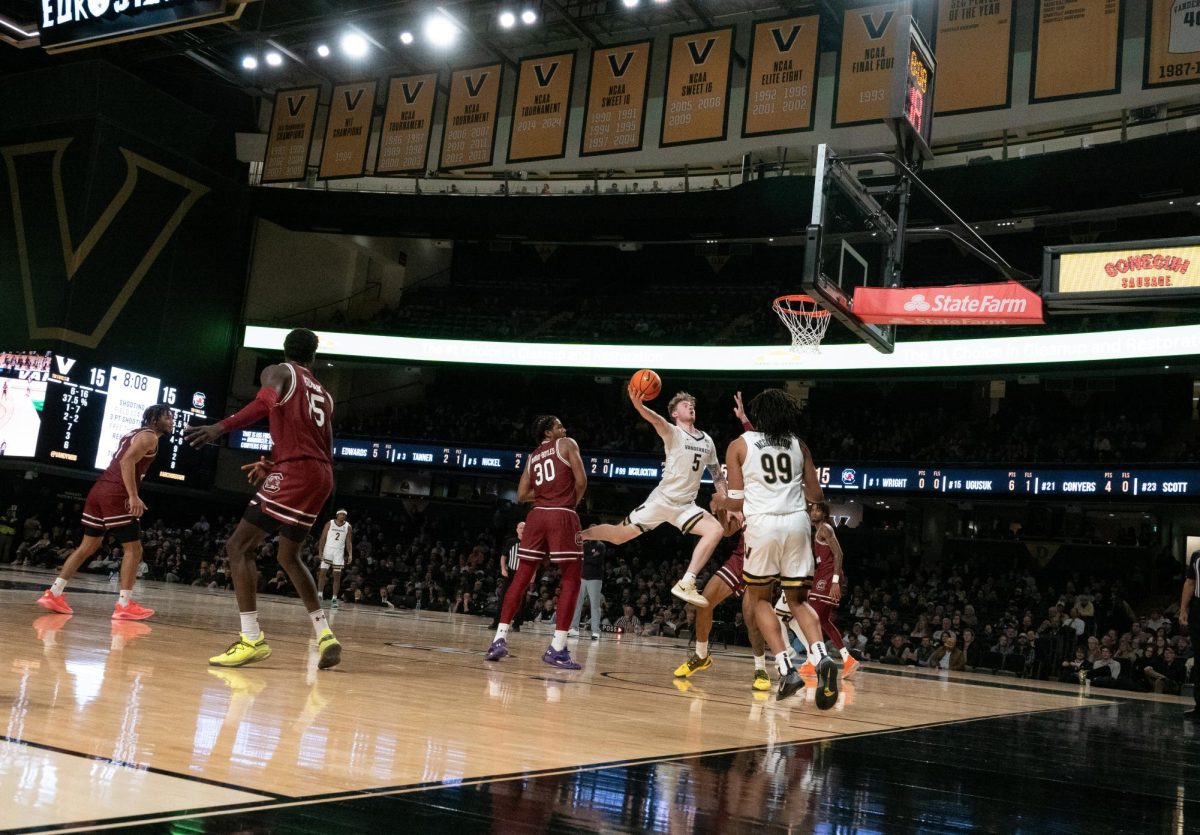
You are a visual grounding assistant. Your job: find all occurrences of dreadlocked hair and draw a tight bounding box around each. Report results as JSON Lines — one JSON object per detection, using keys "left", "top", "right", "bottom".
{"left": 141, "top": 403, "right": 172, "bottom": 426}
{"left": 748, "top": 388, "right": 805, "bottom": 448}
{"left": 532, "top": 415, "right": 559, "bottom": 442}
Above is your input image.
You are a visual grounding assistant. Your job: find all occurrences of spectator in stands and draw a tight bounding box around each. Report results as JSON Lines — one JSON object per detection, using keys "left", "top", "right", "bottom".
{"left": 929, "top": 632, "right": 966, "bottom": 671}
{"left": 913, "top": 635, "right": 935, "bottom": 666}
{"left": 880, "top": 633, "right": 910, "bottom": 665}
{"left": 1060, "top": 646, "right": 1089, "bottom": 682}
{"left": 614, "top": 604, "right": 641, "bottom": 635}
{"left": 961, "top": 628, "right": 982, "bottom": 669}
{"left": 1086, "top": 645, "right": 1120, "bottom": 684}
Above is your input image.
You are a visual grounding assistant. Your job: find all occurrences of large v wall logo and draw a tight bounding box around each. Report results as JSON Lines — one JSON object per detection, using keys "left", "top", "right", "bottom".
{"left": 1, "top": 138, "right": 210, "bottom": 348}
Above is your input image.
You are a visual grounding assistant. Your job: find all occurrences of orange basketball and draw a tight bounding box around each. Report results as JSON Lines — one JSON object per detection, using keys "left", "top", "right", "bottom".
{"left": 629, "top": 368, "right": 662, "bottom": 400}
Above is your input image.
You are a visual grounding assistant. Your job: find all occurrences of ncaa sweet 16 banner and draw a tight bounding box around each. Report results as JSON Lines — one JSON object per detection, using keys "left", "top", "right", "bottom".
{"left": 580, "top": 40, "right": 653, "bottom": 156}
{"left": 262, "top": 86, "right": 319, "bottom": 183}
{"left": 319, "top": 80, "right": 377, "bottom": 179}
{"left": 508, "top": 52, "right": 576, "bottom": 163}
{"left": 1144, "top": 0, "right": 1200, "bottom": 88}
{"left": 742, "top": 16, "right": 821, "bottom": 136}
{"left": 1031, "top": 0, "right": 1122, "bottom": 101}
{"left": 932, "top": 0, "right": 1015, "bottom": 113}
{"left": 660, "top": 27, "right": 735, "bottom": 146}
{"left": 375, "top": 74, "right": 439, "bottom": 174}
{"left": 835, "top": 2, "right": 911, "bottom": 126}
{"left": 440, "top": 63, "right": 503, "bottom": 169}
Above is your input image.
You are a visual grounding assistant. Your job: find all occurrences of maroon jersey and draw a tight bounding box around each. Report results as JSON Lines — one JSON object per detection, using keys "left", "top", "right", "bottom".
{"left": 526, "top": 438, "right": 575, "bottom": 509}
{"left": 811, "top": 522, "right": 840, "bottom": 600}
{"left": 96, "top": 428, "right": 158, "bottom": 489}
{"left": 270, "top": 362, "right": 333, "bottom": 465}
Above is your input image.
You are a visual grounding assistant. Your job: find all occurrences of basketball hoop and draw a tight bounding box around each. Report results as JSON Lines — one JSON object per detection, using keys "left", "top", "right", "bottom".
{"left": 773, "top": 294, "right": 832, "bottom": 353}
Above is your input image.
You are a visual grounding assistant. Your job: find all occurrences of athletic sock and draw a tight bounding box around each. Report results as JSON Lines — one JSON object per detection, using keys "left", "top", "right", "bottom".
{"left": 50, "top": 577, "right": 68, "bottom": 597}
{"left": 840, "top": 646, "right": 851, "bottom": 661}
{"left": 809, "top": 641, "right": 829, "bottom": 662}
{"left": 309, "top": 609, "right": 330, "bottom": 637}
{"left": 695, "top": 640, "right": 709, "bottom": 659}
{"left": 552, "top": 630, "right": 568, "bottom": 651}
{"left": 495, "top": 623, "right": 511, "bottom": 642}
{"left": 683, "top": 571, "right": 697, "bottom": 584}
{"left": 117, "top": 589, "right": 132, "bottom": 607}
{"left": 240, "top": 611, "right": 261, "bottom": 641}
{"left": 753, "top": 654, "right": 767, "bottom": 671}
{"left": 776, "top": 652, "right": 794, "bottom": 677}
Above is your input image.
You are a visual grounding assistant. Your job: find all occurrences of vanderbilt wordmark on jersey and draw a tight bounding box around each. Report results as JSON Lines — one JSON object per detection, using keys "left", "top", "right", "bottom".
{"left": 653, "top": 424, "right": 719, "bottom": 504}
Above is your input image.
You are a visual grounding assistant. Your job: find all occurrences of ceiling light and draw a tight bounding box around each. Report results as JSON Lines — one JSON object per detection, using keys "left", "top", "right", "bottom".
{"left": 399, "top": 30, "right": 414, "bottom": 45}
{"left": 424, "top": 13, "right": 460, "bottom": 47}
{"left": 340, "top": 32, "right": 369, "bottom": 58}
{"left": 622, "top": 0, "right": 639, "bottom": 7}
{"left": 316, "top": 44, "right": 330, "bottom": 57}
{"left": 499, "top": 11, "right": 516, "bottom": 28}
{"left": 521, "top": 9, "right": 537, "bottom": 24}
{"left": 241, "top": 55, "right": 258, "bottom": 70}
{"left": 265, "top": 50, "right": 283, "bottom": 67}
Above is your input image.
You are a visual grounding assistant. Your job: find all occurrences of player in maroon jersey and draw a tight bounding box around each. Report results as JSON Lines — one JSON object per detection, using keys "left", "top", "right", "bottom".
{"left": 184, "top": 328, "right": 341, "bottom": 670}
{"left": 486, "top": 415, "right": 587, "bottom": 669}
{"left": 36, "top": 404, "right": 174, "bottom": 620}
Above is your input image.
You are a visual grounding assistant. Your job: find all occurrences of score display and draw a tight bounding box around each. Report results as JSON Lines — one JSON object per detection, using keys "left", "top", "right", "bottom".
{"left": 0, "top": 350, "right": 214, "bottom": 484}
{"left": 888, "top": 16, "right": 936, "bottom": 161}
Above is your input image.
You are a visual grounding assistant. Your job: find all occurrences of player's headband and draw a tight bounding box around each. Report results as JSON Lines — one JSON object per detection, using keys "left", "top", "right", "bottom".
{"left": 336, "top": 509, "right": 348, "bottom": 516}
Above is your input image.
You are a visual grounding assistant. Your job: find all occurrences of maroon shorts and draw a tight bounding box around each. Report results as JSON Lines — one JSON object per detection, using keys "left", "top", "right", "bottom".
{"left": 81, "top": 482, "right": 140, "bottom": 543}
{"left": 806, "top": 593, "right": 837, "bottom": 621}
{"left": 519, "top": 506, "right": 582, "bottom": 564}
{"left": 714, "top": 536, "right": 747, "bottom": 597}
{"left": 245, "top": 458, "right": 333, "bottom": 541}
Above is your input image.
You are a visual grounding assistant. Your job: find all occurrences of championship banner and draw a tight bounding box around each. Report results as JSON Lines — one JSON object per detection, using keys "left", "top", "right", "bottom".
{"left": 660, "top": 26, "right": 736, "bottom": 147}
{"left": 375, "top": 74, "right": 438, "bottom": 174}
{"left": 1057, "top": 245, "right": 1199, "bottom": 293}
{"left": 580, "top": 40, "right": 653, "bottom": 156}
{"left": 262, "top": 86, "right": 319, "bottom": 184}
{"left": 742, "top": 16, "right": 821, "bottom": 137}
{"left": 835, "top": 3, "right": 910, "bottom": 126}
{"left": 933, "top": 0, "right": 1015, "bottom": 113}
{"left": 508, "top": 51, "right": 577, "bottom": 163}
{"left": 319, "top": 80, "right": 378, "bottom": 179}
{"left": 1030, "top": 0, "right": 1123, "bottom": 102}
{"left": 1144, "top": 0, "right": 1200, "bottom": 88}
{"left": 852, "top": 283, "right": 1044, "bottom": 324}
{"left": 440, "top": 63, "right": 503, "bottom": 170}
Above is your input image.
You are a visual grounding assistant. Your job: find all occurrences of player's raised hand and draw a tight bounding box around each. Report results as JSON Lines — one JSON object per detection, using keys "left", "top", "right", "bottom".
{"left": 184, "top": 421, "right": 225, "bottom": 449}
{"left": 628, "top": 386, "right": 646, "bottom": 406}
{"left": 241, "top": 456, "right": 274, "bottom": 486}
{"left": 732, "top": 391, "right": 747, "bottom": 423}
{"left": 126, "top": 495, "right": 148, "bottom": 518}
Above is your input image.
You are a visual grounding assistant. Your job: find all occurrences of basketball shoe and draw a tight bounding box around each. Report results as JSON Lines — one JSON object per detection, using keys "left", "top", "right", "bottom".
{"left": 777, "top": 669, "right": 803, "bottom": 701}
{"left": 670, "top": 578, "right": 709, "bottom": 608}
{"left": 842, "top": 655, "right": 861, "bottom": 680}
{"left": 209, "top": 632, "right": 272, "bottom": 667}
{"left": 752, "top": 669, "right": 771, "bottom": 691}
{"left": 674, "top": 653, "right": 713, "bottom": 678}
{"left": 36, "top": 590, "right": 73, "bottom": 615}
{"left": 113, "top": 600, "right": 154, "bottom": 621}
{"left": 485, "top": 638, "right": 509, "bottom": 661}
{"left": 316, "top": 628, "right": 341, "bottom": 670}
{"left": 799, "top": 659, "right": 816, "bottom": 677}
{"left": 814, "top": 656, "right": 840, "bottom": 710}
{"left": 542, "top": 646, "right": 581, "bottom": 670}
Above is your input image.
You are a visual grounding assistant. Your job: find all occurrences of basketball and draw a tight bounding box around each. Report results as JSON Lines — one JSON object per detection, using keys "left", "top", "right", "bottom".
{"left": 629, "top": 368, "right": 662, "bottom": 400}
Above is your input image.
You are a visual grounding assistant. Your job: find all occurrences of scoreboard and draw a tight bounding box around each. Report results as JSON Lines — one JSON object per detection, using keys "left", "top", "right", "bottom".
{"left": 0, "top": 349, "right": 215, "bottom": 485}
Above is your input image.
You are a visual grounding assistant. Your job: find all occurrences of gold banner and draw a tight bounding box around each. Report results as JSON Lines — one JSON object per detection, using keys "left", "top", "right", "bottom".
{"left": 375, "top": 74, "right": 438, "bottom": 174}
{"left": 1058, "top": 245, "right": 1200, "bottom": 293}
{"left": 1144, "top": 0, "right": 1200, "bottom": 88}
{"left": 262, "top": 86, "right": 318, "bottom": 184}
{"left": 580, "top": 40, "right": 653, "bottom": 156}
{"left": 440, "top": 63, "right": 503, "bottom": 169}
{"left": 742, "top": 16, "right": 820, "bottom": 136}
{"left": 319, "top": 80, "right": 378, "bottom": 179}
{"left": 933, "top": 0, "right": 1014, "bottom": 113}
{"left": 508, "top": 52, "right": 576, "bottom": 163}
{"left": 660, "top": 26, "right": 735, "bottom": 147}
{"left": 1031, "top": 0, "right": 1122, "bottom": 101}
{"left": 835, "top": 2, "right": 910, "bottom": 126}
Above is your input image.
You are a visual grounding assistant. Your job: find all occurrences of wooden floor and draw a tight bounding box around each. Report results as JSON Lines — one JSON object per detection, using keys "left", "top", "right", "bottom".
{"left": 0, "top": 566, "right": 1193, "bottom": 833}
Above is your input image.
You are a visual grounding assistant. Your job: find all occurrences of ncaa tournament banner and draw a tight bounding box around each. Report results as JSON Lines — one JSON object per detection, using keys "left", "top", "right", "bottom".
{"left": 262, "top": 86, "right": 319, "bottom": 183}
{"left": 742, "top": 16, "right": 821, "bottom": 137}
{"left": 660, "top": 26, "right": 736, "bottom": 147}
{"left": 439, "top": 63, "right": 503, "bottom": 170}
{"left": 834, "top": 2, "right": 911, "bottom": 126}
{"left": 507, "top": 51, "right": 577, "bottom": 163}
{"left": 580, "top": 40, "right": 653, "bottom": 156}
{"left": 1030, "top": 0, "right": 1123, "bottom": 102}
{"left": 375, "top": 73, "right": 438, "bottom": 174}
{"left": 318, "top": 80, "right": 378, "bottom": 179}
{"left": 933, "top": 0, "right": 1015, "bottom": 113}
{"left": 1144, "top": 0, "right": 1200, "bottom": 88}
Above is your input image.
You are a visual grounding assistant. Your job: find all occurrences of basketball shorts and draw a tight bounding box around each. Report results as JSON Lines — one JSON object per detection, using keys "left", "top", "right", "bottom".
{"left": 519, "top": 506, "right": 582, "bottom": 564}
{"left": 244, "top": 458, "right": 333, "bottom": 542}
{"left": 81, "top": 483, "right": 141, "bottom": 544}
{"left": 321, "top": 550, "right": 345, "bottom": 570}
{"left": 714, "top": 536, "right": 747, "bottom": 597}
{"left": 743, "top": 512, "right": 813, "bottom": 590}
{"left": 625, "top": 493, "right": 707, "bottom": 534}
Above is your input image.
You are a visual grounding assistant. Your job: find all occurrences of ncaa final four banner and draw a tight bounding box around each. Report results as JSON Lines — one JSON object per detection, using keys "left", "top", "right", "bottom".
{"left": 319, "top": 80, "right": 378, "bottom": 179}
{"left": 1030, "top": 0, "right": 1123, "bottom": 102}
{"left": 932, "top": 0, "right": 1015, "bottom": 113}
{"left": 507, "top": 51, "right": 577, "bottom": 163}
{"left": 1144, "top": 0, "right": 1200, "bottom": 88}
{"left": 834, "top": 2, "right": 911, "bottom": 126}
{"left": 375, "top": 73, "right": 439, "bottom": 174}
{"left": 579, "top": 40, "right": 653, "bottom": 157}
{"left": 742, "top": 16, "right": 821, "bottom": 137}
{"left": 262, "top": 86, "right": 319, "bottom": 183}
{"left": 439, "top": 63, "right": 503, "bottom": 169}
{"left": 660, "top": 26, "right": 736, "bottom": 147}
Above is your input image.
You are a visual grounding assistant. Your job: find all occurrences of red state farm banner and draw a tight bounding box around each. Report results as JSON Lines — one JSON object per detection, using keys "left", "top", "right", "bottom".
{"left": 852, "top": 282, "right": 1043, "bottom": 324}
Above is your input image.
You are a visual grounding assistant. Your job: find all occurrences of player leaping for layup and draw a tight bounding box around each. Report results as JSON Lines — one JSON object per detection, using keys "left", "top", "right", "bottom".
{"left": 582, "top": 389, "right": 726, "bottom": 607}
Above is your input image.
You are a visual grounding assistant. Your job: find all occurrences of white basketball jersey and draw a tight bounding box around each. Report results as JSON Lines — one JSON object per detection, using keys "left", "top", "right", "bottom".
{"left": 740, "top": 431, "right": 807, "bottom": 516}
{"left": 1170, "top": 0, "right": 1200, "bottom": 54}
{"left": 324, "top": 521, "right": 350, "bottom": 554}
{"left": 652, "top": 424, "right": 718, "bottom": 504}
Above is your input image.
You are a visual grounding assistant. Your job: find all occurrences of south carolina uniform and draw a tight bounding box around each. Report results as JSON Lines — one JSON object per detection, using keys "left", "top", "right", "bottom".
{"left": 81, "top": 427, "right": 159, "bottom": 542}
{"left": 739, "top": 431, "right": 812, "bottom": 589}
{"left": 714, "top": 534, "right": 748, "bottom": 597}
{"left": 246, "top": 362, "right": 334, "bottom": 540}
{"left": 322, "top": 519, "right": 351, "bottom": 568}
{"left": 519, "top": 437, "right": 582, "bottom": 564}
{"left": 626, "top": 424, "right": 718, "bottom": 533}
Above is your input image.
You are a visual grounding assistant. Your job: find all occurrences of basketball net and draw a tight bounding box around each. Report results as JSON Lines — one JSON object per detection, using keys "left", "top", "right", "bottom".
{"left": 773, "top": 294, "right": 832, "bottom": 353}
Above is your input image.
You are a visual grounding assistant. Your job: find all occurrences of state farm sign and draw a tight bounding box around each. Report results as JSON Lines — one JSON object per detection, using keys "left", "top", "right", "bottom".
{"left": 852, "top": 282, "right": 1044, "bottom": 325}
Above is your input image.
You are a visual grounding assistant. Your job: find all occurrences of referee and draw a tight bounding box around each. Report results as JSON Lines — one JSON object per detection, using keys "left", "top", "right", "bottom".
{"left": 1180, "top": 549, "right": 1200, "bottom": 719}
{"left": 490, "top": 521, "right": 525, "bottom": 631}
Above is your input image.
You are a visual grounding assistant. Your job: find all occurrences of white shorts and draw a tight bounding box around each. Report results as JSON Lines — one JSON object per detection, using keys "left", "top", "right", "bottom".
{"left": 742, "top": 512, "right": 813, "bottom": 589}
{"left": 321, "top": 551, "right": 345, "bottom": 569}
{"left": 625, "top": 493, "right": 707, "bottom": 534}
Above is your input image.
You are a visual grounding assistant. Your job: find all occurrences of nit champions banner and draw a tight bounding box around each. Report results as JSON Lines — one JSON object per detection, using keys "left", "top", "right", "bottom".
{"left": 933, "top": 0, "right": 1015, "bottom": 113}
{"left": 835, "top": 2, "right": 911, "bottom": 126}
{"left": 319, "top": 80, "right": 377, "bottom": 179}
{"left": 1144, "top": 0, "right": 1200, "bottom": 88}
{"left": 580, "top": 40, "right": 653, "bottom": 156}
{"left": 262, "top": 86, "right": 318, "bottom": 183}
{"left": 1031, "top": 0, "right": 1123, "bottom": 102}
{"left": 660, "top": 27, "right": 735, "bottom": 147}
{"left": 742, "top": 16, "right": 821, "bottom": 137}
{"left": 440, "top": 63, "right": 503, "bottom": 170}
{"left": 508, "top": 51, "right": 576, "bottom": 163}
{"left": 375, "top": 73, "right": 438, "bottom": 174}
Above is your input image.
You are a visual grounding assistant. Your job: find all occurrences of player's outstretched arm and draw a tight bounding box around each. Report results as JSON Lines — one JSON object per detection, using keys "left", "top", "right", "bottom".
{"left": 561, "top": 437, "right": 588, "bottom": 505}
{"left": 799, "top": 440, "right": 825, "bottom": 504}
{"left": 184, "top": 363, "right": 290, "bottom": 448}
{"left": 714, "top": 438, "right": 747, "bottom": 512}
{"left": 628, "top": 388, "right": 672, "bottom": 440}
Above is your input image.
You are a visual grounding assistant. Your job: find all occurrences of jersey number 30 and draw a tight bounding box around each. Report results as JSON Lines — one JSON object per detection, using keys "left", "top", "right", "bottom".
{"left": 760, "top": 453, "right": 793, "bottom": 484}
{"left": 533, "top": 459, "right": 556, "bottom": 485}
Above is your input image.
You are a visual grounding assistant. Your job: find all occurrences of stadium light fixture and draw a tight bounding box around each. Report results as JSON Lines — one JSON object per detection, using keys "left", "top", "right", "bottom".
{"left": 399, "top": 30, "right": 415, "bottom": 45}
{"left": 622, "top": 0, "right": 639, "bottom": 7}
{"left": 315, "top": 44, "right": 331, "bottom": 57}
{"left": 499, "top": 11, "right": 516, "bottom": 28}
{"left": 265, "top": 50, "right": 283, "bottom": 67}
{"left": 340, "top": 32, "right": 369, "bottom": 58}
{"left": 521, "top": 8, "right": 537, "bottom": 24}
{"left": 241, "top": 55, "right": 258, "bottom": 70}
{"left": 424, "top": 12, "right": 460, "bottom": 47}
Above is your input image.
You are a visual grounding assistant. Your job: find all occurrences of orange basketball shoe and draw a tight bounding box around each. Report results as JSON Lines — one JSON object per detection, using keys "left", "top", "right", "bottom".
{"left": 36, "top": 590, "right": 73, "bottom": 615}
{"left": 843, "top": 655, "right": 861, "bottom": 680}
{"left": 798, "top": 659, "right": 816, "bottom": 677}
{"left": 112, "top": 600, "right": 155, "bottom": 621}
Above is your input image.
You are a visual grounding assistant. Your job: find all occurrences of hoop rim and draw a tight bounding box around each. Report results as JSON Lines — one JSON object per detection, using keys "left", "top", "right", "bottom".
{"left": 772, "top": 294, "right": 832, "bottom": 317}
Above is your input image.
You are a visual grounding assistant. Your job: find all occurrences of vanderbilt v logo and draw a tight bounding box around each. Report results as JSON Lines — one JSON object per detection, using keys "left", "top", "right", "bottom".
{"left": 533, "top": 62, "right": 559, "bottom": 86}
{"left": 2, "top": 138, "right": 210, "bottom": 348}
{"left": 401, "top": 81, "right": 424, "bottom": 104}
{"left": 862, "top": 11, "right": 894, "bottom": 39}
{"left": 687, "top": 38, "right": 716, "bottom": 65}
{"left": 343, "top": 88, "right": 365, "bottom": 110}
{"left": 464, "top": 73, "right": 489, "bottom": 97}
{"left": 286, "top": 93, "right": 307, "bottom": 117}
{"left": 770, "top": 25, "right": 802, "bottom": 52}
{"left": 607, "top": 51, "right": 635, "bottom": 77}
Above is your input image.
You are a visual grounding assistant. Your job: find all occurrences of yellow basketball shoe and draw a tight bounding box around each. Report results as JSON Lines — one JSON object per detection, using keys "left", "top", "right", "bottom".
{"left": 317, "top": 628, "right": 342, "bottom": 670}
{"left": 752, "top": 669, "right": 772, "bottom": 691}
{"left": 209, "top": 632, "right": 272, "bottom": 667}
{"left": 673, "top": 653, "right": 713, "bottom": 678}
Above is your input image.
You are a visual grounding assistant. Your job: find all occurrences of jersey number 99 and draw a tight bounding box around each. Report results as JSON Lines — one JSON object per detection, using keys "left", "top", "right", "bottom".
{"left": 760, "top": 453, "right": 793, "bottom": 484}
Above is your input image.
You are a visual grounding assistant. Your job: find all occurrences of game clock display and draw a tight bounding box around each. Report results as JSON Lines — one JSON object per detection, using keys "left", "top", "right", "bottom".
{"left": 888, "top": 16, "right": 936, "bottom": 161}
{"left": 0, "top": 349, "right": 215, "bottom": 484}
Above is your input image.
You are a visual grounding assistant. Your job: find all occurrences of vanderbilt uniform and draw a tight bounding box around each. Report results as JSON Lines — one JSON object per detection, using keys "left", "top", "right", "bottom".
{"left": 626, "top": 424, "right": 718, "bottom": 533}
{"left": 322, "top": 519, "right": 351, "bottom": 568}
{"left": 739, "top": 431, "right": 812, "bottom": 589}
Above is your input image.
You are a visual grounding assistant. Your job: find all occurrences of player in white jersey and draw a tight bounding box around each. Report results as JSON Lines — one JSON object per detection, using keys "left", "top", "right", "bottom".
{"left": 316, "top": 510, "right": 352, "bottom": 608}
{"left": 716, "top": 388, "right": 838, "bottom": 708}
{"left": 581, "top": 389, "right": 727, "bottom": 607}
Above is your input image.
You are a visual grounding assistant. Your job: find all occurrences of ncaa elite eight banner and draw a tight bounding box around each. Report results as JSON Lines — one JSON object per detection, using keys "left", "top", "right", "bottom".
{"left": 1031, "top": 0, "right": 1123, "bottom": 101}
{"left": 933, "top": 0, "right": 1015, "bottom": 113}
{"left": 440, "top": 63, "right": 503, "bottom": 169}
{"left": 835, "top": 2, "right": 911, "bottom": 126}
{"left": 580, "top": 40, "right": 653, "bottom": 156}
{"left": 508, "top": 52, "right": 576, "bottom": 163}
{"left": 319, "top": 81, "right": 377, "bottom": 179}
{"left": 375, "top": 74, "right": 438, "bottom": 174}
{"left": 1144, "top": 0, "right": 1200, "bottom": 88}
{"left": 742, "top": 16, "right": 821, "bottom": 137}
{"left": 660, "top": 27, "right": 735, "bottom": 146}
{"left": 262, "top": 86, "right": 319, "bottom": 183}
